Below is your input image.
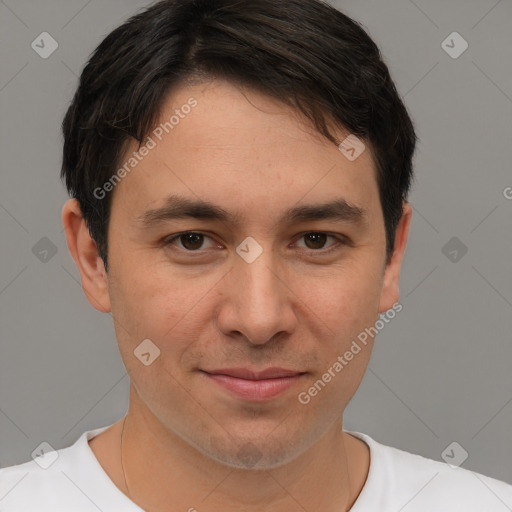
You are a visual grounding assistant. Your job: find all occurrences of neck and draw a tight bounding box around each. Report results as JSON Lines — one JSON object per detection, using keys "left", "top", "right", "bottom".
{"left": 118, "top": 405, "right": 369, "bottom": 512}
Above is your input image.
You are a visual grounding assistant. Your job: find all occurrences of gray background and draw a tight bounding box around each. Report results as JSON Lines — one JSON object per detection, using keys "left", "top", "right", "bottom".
{"left": 1, "top": 0, "right": 511, "bottom": 488}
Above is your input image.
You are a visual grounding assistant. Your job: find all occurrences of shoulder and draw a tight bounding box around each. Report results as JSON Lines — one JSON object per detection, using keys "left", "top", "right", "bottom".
{"left": 0, "top": 424, "right": 140, "bottom": 512}
{"left": 0, "top": 448, "right": 84, "bottom": 512}
{"left": 348, "top": 431, "right": 512, "bottom": 511}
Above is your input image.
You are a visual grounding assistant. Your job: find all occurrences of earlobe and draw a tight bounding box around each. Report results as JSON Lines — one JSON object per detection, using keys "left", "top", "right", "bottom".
{"left": 61, "top": 199, "right": 111, "bottom": 313}
{"left": 378, "top": 202, "right": 412, "bottom": 313}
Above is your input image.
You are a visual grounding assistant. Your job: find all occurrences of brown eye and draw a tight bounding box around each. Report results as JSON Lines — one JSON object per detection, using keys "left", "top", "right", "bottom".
{"left": 178, "top": 233, "right": 205, "bottom": 250}
{"left": 165, "top": 232, "right": 213, "bottom": 251}
{"left": 164, "top": 231, "right": 225, "bottom": 257}
{"left": 293, "top": 232, "right": 346, "bottom": 255}
{"left": 303, "top": 232, "right": 328, "bottom": 250}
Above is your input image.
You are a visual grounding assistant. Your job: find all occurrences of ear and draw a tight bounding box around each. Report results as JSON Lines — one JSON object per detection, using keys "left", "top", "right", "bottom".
{"left": 62, "top": 199, "right": 111, "bottom": 313}
{"left": 378, "top": 202, "right": 412, "bottom": 313}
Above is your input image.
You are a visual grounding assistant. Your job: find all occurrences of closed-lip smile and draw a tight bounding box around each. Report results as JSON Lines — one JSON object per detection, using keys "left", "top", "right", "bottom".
{"left": 201, "top": 367, "right": 306, "bottom": 401}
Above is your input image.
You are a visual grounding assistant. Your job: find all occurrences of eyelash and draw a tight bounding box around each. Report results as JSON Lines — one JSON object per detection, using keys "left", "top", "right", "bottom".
{"left": 163, "top": 231, "right": 348, "bottom": 256}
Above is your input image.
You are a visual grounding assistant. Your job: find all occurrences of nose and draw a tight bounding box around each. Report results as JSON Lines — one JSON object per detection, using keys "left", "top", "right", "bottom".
{"left": 216, "top": 246, "right": 298, "bottom": 345}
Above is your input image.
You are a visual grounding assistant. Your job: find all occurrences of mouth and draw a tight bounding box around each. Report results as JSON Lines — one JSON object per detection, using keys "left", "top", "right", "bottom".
{"left": 200, "top": 367, "right": 306, "bottom": 401}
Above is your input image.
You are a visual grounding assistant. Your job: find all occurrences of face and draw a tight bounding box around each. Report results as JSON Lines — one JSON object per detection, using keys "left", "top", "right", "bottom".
{"left": 67, "top": 78, "right": 410, "bottom": 470}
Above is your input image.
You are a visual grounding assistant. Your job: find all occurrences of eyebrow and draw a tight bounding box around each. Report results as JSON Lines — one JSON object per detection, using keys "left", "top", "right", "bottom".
{"left": 137, "top": 194, "right": 367, "bottom": 228}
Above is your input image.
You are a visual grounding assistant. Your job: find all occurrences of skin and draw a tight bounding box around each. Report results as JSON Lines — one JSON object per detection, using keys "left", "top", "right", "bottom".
{"left": 62, "top": 78, "right": 412, "bottom": 512}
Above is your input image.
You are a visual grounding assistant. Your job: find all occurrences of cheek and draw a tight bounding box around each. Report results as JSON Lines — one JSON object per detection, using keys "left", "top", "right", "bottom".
{"left": 107, "top": 267, "right": 206, "bottom": 412}
{"left": 296, "top": 281, "right": 377, "bottom": 421}
{"left": 107, "top": 260, "right": 223, "bottom": 370}
{"left": 300, "top": 261, "right": 384, "bottom": 345}
{"left": 109, "top": 257, "right": 193, "bottom": 332}
{"left": 292, "top": 261, "right": 382, "bottom": 404}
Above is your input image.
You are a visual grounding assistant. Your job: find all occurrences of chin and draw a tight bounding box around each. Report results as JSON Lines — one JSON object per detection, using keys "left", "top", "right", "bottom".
{"left": 193, "top": 427, "right": 315, "bottom": 471}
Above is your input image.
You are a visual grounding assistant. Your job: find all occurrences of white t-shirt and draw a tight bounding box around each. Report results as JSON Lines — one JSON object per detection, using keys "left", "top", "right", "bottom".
{"left": 1, "top": 424, "right": 511, "bottom": 511}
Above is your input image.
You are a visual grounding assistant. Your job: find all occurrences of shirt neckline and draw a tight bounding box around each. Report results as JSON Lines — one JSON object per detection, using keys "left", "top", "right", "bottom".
{"left": 78, "top": 424, "right": 379, "bottom": 511}
{"left": 74, "top": 423, "right": 145, "bottom": 511}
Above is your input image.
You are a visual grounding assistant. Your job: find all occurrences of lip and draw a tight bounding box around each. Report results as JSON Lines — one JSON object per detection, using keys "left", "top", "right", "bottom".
{"left": 201, "top": 367, "right": 306, "bottom": 401}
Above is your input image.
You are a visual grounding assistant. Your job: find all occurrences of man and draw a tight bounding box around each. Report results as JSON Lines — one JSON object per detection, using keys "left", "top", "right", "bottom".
{"left": 1, "top": 0, "right": 511, "bottom": 510}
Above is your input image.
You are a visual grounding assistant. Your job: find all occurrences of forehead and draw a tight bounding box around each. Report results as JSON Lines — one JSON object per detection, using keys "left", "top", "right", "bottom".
{"left": 111, "top": 79, "right": 381, "bottom": 225}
